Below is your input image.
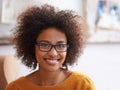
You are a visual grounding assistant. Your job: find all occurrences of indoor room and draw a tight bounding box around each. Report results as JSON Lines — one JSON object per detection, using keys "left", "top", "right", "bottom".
{"left": 0, "top": 0, "right": 120, "bottom": 90}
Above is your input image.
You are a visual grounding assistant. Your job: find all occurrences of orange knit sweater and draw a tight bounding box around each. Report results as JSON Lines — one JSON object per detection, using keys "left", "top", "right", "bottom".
{"left": 5, "top": 72, "right": 95, "bottom": 90}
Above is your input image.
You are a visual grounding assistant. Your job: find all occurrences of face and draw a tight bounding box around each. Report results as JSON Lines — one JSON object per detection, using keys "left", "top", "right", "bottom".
{"left": 35, "top": 28, "right": 67, "bottom": 72}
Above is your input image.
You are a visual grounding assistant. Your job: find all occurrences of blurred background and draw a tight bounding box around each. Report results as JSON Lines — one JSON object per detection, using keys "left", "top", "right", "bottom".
{"left": 0, "top": 0, "right": 120, "bottom": 90}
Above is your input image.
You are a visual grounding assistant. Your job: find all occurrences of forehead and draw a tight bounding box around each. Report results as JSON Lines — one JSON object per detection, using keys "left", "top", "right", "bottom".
{"left": 37, "top": 28, "right": 67, "bottom": 43}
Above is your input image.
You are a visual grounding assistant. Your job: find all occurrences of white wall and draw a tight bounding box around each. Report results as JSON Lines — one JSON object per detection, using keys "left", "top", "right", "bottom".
{"left": 0, "top": 0, "right": 82, "bottom": 24}
{"left": 72, "top": 44, "right": 120, "bottom": 90}
{"left": 0, "top": 44, "right": 120, "bottom": 90}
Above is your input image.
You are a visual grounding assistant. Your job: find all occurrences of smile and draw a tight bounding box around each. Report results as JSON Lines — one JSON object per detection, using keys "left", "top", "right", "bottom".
{"left": 44, "top": 58, "right": 60, "bottom": 65}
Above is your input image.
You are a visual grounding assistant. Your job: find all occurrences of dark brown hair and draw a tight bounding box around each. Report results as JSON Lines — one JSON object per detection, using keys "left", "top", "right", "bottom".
{"left": 14, "top": 4, "right": 88, "bottom": 70}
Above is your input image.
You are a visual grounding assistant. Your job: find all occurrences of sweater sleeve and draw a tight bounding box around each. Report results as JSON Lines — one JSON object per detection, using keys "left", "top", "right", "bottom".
{"left": 82, "top": 76, "right": 95, "bottom": 90}
{"left": 5, "top": 82, "right": 20, "bottom": 90}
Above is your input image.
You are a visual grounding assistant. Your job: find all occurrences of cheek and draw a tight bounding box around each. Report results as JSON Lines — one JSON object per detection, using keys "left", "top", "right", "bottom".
{"left": 35, "top": 46, "right": 45, "bottom": 62}
{"left": 62, "top": 52, "right": 67, "bottom": 60}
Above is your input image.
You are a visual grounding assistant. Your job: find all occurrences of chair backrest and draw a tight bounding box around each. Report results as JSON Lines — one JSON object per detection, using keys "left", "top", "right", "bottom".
{"left": 0, "top": 56, "right": 7, "bottom": 90}
{"left": 0, "top": 55, "right": 19, "bottom": 90}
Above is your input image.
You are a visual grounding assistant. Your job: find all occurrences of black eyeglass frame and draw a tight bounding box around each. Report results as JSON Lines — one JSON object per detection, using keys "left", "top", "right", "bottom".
{"left": 35, "top": 42, "right": 69, "bottom": 53}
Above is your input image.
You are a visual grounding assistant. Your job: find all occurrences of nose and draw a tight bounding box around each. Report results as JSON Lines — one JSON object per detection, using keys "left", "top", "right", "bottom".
{"left": 47, "top": 47, "right": 58, "bottom": 56}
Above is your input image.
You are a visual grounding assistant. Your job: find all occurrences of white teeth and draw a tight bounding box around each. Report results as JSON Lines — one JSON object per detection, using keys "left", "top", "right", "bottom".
{"left": 46, "top": 59, "right": 59, "bottom": 65}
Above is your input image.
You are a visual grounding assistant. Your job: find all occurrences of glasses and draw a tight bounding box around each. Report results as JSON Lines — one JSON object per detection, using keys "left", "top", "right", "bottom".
{"left": 36, "top": 42, "right": 69, "bottom": 52}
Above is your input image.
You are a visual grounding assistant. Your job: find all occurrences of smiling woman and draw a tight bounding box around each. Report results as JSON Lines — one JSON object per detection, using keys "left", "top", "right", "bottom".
{"left": 5, "top": 4, "right": 95, "bottom": 90}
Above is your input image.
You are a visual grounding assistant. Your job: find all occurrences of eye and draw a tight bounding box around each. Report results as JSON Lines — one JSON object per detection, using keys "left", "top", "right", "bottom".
{"left": 39, "top": 43, "right": 51, "bottom": 48}
{"left": 56, "top": 44, "right": 67, "bottom": 49}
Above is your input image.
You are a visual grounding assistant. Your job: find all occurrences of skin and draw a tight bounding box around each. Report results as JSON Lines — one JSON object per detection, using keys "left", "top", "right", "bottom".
{"left": 26, "top": 28, "right": 71, "bottom": 86}
{"left": 35, "top": 28, "right": 67, "bottom": 72}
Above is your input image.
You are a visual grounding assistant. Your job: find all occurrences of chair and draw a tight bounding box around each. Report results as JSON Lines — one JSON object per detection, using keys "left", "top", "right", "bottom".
{"left": 0, "top": 55, "right": 19, "bottom": 90}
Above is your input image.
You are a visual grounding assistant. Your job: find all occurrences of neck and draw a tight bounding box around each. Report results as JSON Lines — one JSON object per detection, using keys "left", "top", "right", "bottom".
{"left": 36, "top": 68, "right": 65, "bottom": 86}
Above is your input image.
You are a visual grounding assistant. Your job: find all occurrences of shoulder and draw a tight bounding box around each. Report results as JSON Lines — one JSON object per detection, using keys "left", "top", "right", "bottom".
{"left": 5, "top": 77, "right": 25, "bottom": 90}
{"left": 71, "top": 71, "right": 94, "bottom": 84}
{"left": 72, "top": 71, "right": 92, "bottom": 80}
{"left": 70, "top": 71, "right": 95, "bottom": 89}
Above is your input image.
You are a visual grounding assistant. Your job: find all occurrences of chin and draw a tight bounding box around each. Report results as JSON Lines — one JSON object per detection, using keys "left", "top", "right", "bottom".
{"left": 44, "top": 66, "right": 61, "bottom": 72}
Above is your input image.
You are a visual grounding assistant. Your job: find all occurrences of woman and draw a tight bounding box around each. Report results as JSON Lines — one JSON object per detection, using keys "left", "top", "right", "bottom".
{"left": 6, "top": 4, "right": 95, "bottom": 90}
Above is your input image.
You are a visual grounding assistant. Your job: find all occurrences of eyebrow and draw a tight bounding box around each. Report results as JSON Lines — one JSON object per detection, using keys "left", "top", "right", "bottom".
{"left": 57, "top": 41, "right": 66, "bottom": 44}
{"left": 37, "top": 40, "right": 49, "bottom": 43}
{"left": 37, "top": 40, "right": 67, "bottom": 44}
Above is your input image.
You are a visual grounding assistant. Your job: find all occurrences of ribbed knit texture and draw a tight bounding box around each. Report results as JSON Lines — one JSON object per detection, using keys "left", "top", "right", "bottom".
{"left": 5, "top": 72, "right": 95, "bottom": 90}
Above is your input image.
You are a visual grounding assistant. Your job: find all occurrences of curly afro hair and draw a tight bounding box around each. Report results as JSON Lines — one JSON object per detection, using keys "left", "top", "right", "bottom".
{"left": 14, "top": 4, "right": 89, "bottom": 70}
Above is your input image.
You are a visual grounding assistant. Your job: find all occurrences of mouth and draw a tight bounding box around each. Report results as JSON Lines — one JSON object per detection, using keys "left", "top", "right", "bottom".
{"left": 44, "top": 58, "right": 60, "bottom": 65}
